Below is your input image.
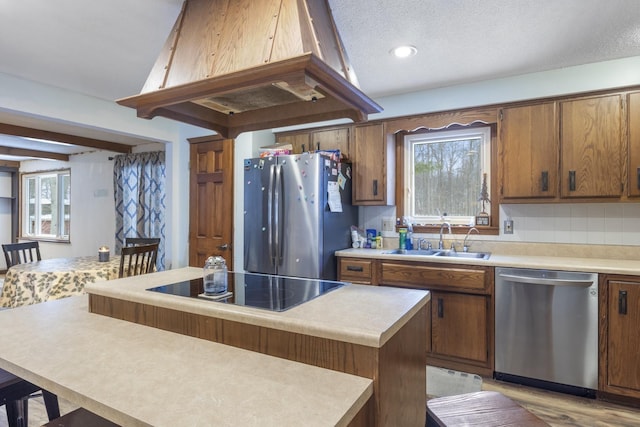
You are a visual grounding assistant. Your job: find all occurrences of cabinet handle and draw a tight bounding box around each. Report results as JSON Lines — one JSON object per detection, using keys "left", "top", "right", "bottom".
{"left": 373, "top": 179, "right": 378, "bottom": 196}
{"left": 636, "top": 167, "right": 640, "bottom": 190}
{"left": 569, "top": 170, "right": 576, "bottom": 192}
{"left": 619, "top": 290, "right": 627, "bottom": 315}
{"left": 346, "top": 265, "right": 363, "bottom": 272}
{"left": 301, "top": 143, "right": 306, "bottom": 153}
{"left": 541, "top": 171, "right": 549, "bottom": 192}
{"left": 437, "top": 298, "right": 444, "bottom": 318}
{"left": 316, "top": 142, "right": 320, "bottom": 151}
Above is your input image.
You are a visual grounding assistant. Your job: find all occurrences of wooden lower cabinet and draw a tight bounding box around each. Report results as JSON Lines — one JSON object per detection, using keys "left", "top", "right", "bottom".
{"left": 600, "top": 275, "right": 640, "bottom": 401}
{"left": 338, "top": 257, "right": 494, "bottom": 376}
{"left": 431, "top": 291, "right": 489, "bottom": 364}
{"left": 338, "top": 257, "right": 375, "bottom": 285}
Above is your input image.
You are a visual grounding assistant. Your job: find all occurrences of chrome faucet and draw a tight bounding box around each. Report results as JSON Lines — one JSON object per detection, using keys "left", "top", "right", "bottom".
{"left": 463, "top": 227, "right": 480, "bottom": 252}
{"left": 438, "top": 222, "right": 451, "bottom": 250}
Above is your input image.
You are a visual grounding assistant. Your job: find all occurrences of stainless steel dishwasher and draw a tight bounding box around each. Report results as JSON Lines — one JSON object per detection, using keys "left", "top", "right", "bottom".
{"left": 495, "top": 267, "right": 598, "bottom": 397}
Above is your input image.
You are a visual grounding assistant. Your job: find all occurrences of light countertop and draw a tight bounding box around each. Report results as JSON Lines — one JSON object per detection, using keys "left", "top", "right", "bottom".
{"left": 85, "top": 267, "right": 429, "bottom": 348}
{"left": 336, "top": 248, "right": 640, "bottom": 276}
{"left": 0, "top": 296, "right": 372, "bottom": 427}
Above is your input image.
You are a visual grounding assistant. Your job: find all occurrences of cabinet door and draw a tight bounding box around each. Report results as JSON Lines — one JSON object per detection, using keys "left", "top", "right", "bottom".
{"left": 606, "top": 280, "right": 640, "bottom": 394}
{"left": 431, "top": 292, "right": 488, "bottom": 363}
{"left": 311, "top": 128, "right": 350, "bottom": 159}
{"left": 628, "top": 92, "right": 640, "bottom": 197}
{"left": 275, "top": 132, "right": 310, "bottom": 154}
{"left": 560, "top": 95, "right": 623, "bottom": 198}
{"left": 353, "top": 123, "right": 387, "bottom": 204}
{"left": 499, "top": 103, "right": 557, "bottom": 199}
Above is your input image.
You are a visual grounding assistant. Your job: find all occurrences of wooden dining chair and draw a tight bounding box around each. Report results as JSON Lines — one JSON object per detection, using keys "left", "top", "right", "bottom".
{"left": 2, "top": 242, "right": 41, "bottom": 268}
{"left": 118, "top": 243, "right": 158, "bottom": 278}
{"left": 124, "top": 237, "right": 160, "bottom": 247}
{"left": 0, "top": 368, "right": 60, "bottom": 427}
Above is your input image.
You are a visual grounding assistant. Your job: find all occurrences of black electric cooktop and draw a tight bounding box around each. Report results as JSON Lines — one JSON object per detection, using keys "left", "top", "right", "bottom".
{"left": 146, "top": 272, "right": 346, "bottom": 312}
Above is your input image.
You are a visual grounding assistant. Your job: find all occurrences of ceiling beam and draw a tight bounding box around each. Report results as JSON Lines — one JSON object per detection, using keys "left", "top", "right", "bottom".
{"left": 0, "top": 146, "right": 69, "bottom": 161}
{"left": 0, "top": 123, "right": 133, "bottom": 154}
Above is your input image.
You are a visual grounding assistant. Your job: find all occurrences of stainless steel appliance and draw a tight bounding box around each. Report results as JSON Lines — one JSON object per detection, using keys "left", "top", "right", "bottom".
{"left": 243, "top": 153, "right": 357, "bottom": 280}
{"left": 495, "top": 267, "right": 598, "bottom": 396}
{"left": 147, "top": 272, "right": 345, "bottom": 312}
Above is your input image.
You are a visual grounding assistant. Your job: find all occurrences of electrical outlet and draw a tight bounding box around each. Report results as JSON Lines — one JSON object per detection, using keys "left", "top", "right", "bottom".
{"left": 504, "top": 219, "right": 514, "bottom": 234}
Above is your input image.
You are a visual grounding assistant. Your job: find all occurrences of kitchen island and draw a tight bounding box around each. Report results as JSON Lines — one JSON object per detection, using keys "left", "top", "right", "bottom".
{"left": 0, "top": 296, "right": 373, "bottom": 426}
{"left": 85, "top": 267, "right": 430, "bottom": 426}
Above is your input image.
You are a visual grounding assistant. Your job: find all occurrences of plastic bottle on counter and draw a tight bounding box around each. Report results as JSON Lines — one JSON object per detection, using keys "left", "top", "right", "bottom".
{"left": 398, "top": 228, "right": 407, "bottom": 253}
{"left": 376, "top": 232, "right": 383, "bottom": 249}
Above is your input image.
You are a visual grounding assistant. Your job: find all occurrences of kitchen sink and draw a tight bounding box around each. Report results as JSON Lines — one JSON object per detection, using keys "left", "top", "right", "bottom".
{"left": 383, "top": 249, "right": 441, "bottom": 256}
{"left": 435, "top": 251, "right": 491, "bottom": 260}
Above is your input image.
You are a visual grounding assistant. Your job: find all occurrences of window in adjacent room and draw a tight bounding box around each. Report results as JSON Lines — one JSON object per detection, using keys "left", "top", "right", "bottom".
{"left": 22, "top": 169, "right": 70, "bottom": 241}
{"left": 404, "top": 126, "right": 491, "bottom": 226}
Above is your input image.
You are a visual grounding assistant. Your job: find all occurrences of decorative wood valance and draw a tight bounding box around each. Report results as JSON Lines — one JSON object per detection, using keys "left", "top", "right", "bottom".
{"left": 384, "top": 107, "right": 499, "bottom": 134}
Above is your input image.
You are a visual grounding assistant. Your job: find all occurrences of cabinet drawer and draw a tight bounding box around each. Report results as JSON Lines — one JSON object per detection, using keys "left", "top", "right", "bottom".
{"left": 381, "top": 262, "right": 490, "bottom": 293}
{"left": 339, "top": 259, "right": 373, "bottom": 283}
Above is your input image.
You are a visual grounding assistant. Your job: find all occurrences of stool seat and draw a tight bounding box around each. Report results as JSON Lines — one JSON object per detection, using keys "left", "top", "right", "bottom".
{"left": 41, "top": 408, "right": 119, "bottom": 427}
{"left": 427, "top": 390, "right": 549, "bottom": 426}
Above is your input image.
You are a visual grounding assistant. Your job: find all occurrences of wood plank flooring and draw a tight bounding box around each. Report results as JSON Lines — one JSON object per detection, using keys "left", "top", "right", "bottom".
{"left": 0, "top": 379, "right": 638, "bottom": 426}
{"left": 481, "top": 379, "right": 640, "bottom": 427}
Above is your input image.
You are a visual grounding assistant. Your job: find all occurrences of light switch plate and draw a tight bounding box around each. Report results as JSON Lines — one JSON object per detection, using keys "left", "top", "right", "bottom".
{"left": 504, "top": 219, "right": 514, "bottom": 234}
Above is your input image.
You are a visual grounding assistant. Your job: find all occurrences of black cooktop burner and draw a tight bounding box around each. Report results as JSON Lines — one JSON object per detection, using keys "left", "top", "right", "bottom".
{"left": 146, "top": 272, "right": 345, "bottom": 312}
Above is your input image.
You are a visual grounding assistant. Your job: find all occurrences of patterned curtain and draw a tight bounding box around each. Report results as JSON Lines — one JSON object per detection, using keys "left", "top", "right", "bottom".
{"left": 113, "top": 151, "right": 166, "bottom": 270}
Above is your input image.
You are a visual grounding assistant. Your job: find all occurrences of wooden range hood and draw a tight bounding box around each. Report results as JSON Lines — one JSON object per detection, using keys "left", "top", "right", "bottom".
{"left": 117, "top": 0, "right": 382, "bottom": 139}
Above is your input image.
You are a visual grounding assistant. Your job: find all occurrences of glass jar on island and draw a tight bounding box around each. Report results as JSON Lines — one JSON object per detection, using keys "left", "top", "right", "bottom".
{"left": 203, "top": 256, "right": 228, "bottom": 295}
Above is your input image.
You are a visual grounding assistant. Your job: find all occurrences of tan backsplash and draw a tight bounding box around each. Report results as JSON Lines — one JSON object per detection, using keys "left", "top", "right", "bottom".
{"left": 380, "top": 237, "right": 640, "bottom": 260}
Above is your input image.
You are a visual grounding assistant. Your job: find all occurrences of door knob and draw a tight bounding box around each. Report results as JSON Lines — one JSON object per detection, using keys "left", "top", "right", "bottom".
{"left": 217, "top": 243, "right": 230, "bottom": 251}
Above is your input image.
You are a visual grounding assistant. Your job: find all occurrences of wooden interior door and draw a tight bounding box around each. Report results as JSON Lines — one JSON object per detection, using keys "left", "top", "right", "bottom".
{"left": 189, "top": 136, "right": 234, "bottom": 271}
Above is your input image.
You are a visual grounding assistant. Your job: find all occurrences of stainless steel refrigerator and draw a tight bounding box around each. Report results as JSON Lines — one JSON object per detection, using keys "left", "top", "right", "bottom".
{"left": 243, "top": 152, "right": 357, "bottom": 280}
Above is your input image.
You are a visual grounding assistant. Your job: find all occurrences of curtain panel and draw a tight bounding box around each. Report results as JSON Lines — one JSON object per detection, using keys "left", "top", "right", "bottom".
{"left": 113, "top": 151, "right": 166, "bottom": 270}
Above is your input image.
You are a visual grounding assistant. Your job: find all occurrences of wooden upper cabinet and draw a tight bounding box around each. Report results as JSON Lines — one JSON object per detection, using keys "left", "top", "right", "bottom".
{"left": 274, "top": 127, "right": 350, "bottom": 158}
{"left": 499, "top": 102, "right": 558, "bottom": 199}
{"left": 274, "top": 132, "right": 310, "bottom": 154}
{"left": 310, "top": 128, "right": 350, "bottom": 159}
{"left": 560, "top": 94, "right": 623, "bottom": 198}
{"left": 628, "top": 92, "right": 640, "bottom": 197}
{"left": 352, "top": 123, "right": 393, "bottom": 205}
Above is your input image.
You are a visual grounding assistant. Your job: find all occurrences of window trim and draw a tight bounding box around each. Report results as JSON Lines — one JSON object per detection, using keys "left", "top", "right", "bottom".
{"left": 404, "top": 126, "right": 491, "bottom": 225}
{"left": 395, "top": 124, "right": 499, "bottom": 235}
{"left": 20, "top": 169, "right": 71, "bottom": 242}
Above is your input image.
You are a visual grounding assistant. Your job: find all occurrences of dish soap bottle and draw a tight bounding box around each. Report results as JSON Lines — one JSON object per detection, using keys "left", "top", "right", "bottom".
{"left": 203, "top": 256, "right": 228, "bottom": 295}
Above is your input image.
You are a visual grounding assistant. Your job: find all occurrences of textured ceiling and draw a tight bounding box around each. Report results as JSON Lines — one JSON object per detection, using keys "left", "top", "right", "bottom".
{"left": 0, "top": 0, "right": 640, "bottom": 159}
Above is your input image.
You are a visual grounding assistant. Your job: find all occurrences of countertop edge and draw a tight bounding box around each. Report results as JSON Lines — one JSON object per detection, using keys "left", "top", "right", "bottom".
{"left": 336, "top": 248, "right": 640, "bottom": 276}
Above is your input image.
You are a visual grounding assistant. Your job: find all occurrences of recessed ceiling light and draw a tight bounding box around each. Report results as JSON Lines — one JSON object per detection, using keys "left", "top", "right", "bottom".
{"left": 390, "top": 45, "right": 417, "bottom": 58}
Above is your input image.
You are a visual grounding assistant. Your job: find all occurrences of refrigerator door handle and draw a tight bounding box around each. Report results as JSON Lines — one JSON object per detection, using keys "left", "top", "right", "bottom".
{"left": 274, "top": 164, "right": 284, "bottom": 265}
{"left": 268, "top": 164, "right": 276, "bottom": 266}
